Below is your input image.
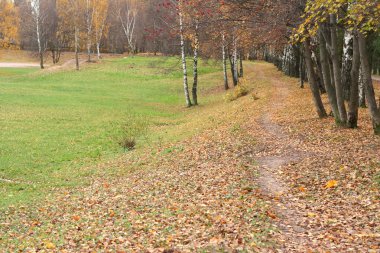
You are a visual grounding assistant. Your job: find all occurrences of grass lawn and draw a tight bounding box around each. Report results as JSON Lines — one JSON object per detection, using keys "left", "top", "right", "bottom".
{"left": 0, "top": 56, "right": 225, "bottom": 208}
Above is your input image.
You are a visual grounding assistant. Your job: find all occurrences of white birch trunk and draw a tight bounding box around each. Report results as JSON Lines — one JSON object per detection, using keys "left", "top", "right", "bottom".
{"left": 222, "top": 33, "right": 229, "bottom": 90}
{"left": 179, "top": 9, "right": 191, "bottom": 107}
{"left": 120, "top": 9, "right": 137, "bottom": 54}
{"left": 233, "top": 32, "right": 238, "bottom": 84}
{"left": 341, "top": 31, "right": 353, "bottom": 100}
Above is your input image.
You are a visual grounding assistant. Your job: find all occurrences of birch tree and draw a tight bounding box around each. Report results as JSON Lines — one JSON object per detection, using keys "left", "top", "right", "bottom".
{"left": 93, "top": 0, "right": 109, "bottom": 60}
{"left": 31, "top": 0, "right": 48, "bottom": 69}
{"left": 85, "top": 0, "right": 94, "bottom": 62}
{"left": 118, "top": 0, "right": 137, "bottom": 54}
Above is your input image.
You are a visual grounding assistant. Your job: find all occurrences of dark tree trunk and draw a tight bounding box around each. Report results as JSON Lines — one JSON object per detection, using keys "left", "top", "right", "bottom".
{"left": 319, "top": 29, "right": 339, "bottom": 121}
{"left": 358, "top": 33, "right": 380, "bottom": 134}
{"left": 329, "top": 14, "right": 347, "bottom": 124}
{"left": 192, "top": 21, "right": 199, "bottom": 106}
{"left": 303, "top": 40, "right": 328, "bottom": 118}
{"left": 347, "top": 34, "right": 360, "bottom": 128}
{"left": 39, "top": 52, "right": 44, "bottom": 69}
{"left": 239, "top": 53, "right": 243, "bottom": 78}
{"left": 75, "top": 26, "right": 79, "bottom": 71}
{"left": 222, "top": 34, "right": 229, "bottom": 90}
{"left": 299, "top": 49, "right": 304, "bottom": 88}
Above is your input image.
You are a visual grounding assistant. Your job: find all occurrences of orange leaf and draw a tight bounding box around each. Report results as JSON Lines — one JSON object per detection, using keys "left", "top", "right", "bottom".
{"left": 72, "top": 215, "right": 81, "bottom": 221}
{"left": 325, "top": 180, "right": 338, "bottom": 189}
{"left": 266, "top": 210, "right": 277, "bottom": 219}
{"left": 298, "top": 186, "right": 307, "bottom": 192}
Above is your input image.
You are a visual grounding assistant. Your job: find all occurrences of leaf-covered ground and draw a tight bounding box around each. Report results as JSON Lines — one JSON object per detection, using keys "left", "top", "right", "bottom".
{"left": 1, "top": 62, "right": 379, "bottom": 252}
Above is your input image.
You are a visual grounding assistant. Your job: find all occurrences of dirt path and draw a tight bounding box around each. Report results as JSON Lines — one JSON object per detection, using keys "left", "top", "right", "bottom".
{"left": 0, "top": 62, "right": 40, "bottom": 68}
{"left": 251, "top": 68, "right": 316, "bottom": 251}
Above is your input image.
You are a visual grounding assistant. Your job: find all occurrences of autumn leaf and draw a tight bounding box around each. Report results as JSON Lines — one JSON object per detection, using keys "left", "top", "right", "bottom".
{"left": 266, "top": 210, "right": 277, "bottom": 219}
{"left": 45, "top": 241, "right": 56, "bottom": 249}
{"left": 72, "top": 215, "right": 81, "bottom": 221}
{"left": 298, "top": 186, "right": 307, "bottom": 192}
{"left": 325, "top": 180, "right": 338, "bottom": 189}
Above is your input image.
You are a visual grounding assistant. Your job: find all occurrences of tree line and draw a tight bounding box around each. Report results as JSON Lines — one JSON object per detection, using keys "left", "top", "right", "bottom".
{"left": 1, "top": 0, "right": 379, "bottom": 134}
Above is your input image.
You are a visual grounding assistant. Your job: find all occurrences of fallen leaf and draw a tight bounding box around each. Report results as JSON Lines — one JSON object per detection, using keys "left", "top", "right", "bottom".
{"left": 325, "top": 180, "right": 338, "bottom": 188}
{"left": 45, "top": 242, "right": 56, "bottom": 249}
{"left": 266, "top": 210, "right": 277, "bottom": 219}
{"left": 298, "top": 186, "right": 307, "bottom": 192}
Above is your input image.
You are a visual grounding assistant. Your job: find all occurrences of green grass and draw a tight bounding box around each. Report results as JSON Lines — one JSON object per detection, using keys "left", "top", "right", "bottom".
{"left": 0, "top": 67, "right": 38, "bottom": 77}
{"left": 0, "top": 56, "right": 223, "bottom": 208}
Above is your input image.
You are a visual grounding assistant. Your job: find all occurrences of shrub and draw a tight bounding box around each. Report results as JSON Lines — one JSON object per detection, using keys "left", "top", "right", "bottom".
{"left": 119, "top": 137, "right": 136, "bottom": 150}
{"left": 118, "top": 116, "right": 148, "bottom": 151}
{"left": 224, "top": 78, "right": 249, "bottom": 102}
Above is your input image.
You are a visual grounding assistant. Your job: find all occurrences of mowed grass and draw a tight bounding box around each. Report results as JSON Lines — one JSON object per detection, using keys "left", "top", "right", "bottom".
{"left": 0, "top": 56, "right": 223, "bottom": 208}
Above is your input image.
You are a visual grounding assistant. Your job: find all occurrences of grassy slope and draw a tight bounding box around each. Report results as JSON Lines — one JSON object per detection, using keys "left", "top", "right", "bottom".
{"left": 0, "top": 56, "right": 224, "bottom": 208}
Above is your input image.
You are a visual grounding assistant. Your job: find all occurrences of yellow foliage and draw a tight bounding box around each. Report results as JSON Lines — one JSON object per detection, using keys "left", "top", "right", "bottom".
{"left": 0, "top": 1, "right": 19, "bottom": 49}
{"left": 224, "top": 79, "right": 249, "bottom": 102}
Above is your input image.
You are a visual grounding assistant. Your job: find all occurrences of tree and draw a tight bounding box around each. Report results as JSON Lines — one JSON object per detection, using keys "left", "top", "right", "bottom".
{"left": 0, "top": 0, "right": 19, "bottom": 49}
{"left": 93, "top": 0, "right": 109, "bottom": 59}
{"left": 117, "top": 0, "right": 138, "bottom": 54}
{"left": 290, "top": 0, "right": 380, "bottom": 133}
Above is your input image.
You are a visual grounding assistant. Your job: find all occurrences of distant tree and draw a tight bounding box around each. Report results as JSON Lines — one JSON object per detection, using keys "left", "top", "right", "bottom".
{"left": 93, "top": 0, "right": 109, "bottom": 60}
{"left": 0, "top": 0, "right": 19, "bottom": 49}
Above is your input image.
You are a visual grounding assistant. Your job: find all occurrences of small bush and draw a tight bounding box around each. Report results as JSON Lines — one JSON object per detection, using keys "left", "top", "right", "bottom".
{"left": 224, "top": 78, "right": 249, "bottom": 102}
{"left": 119, "top": 137, "right": 136, "bottom": 150}
{"left": 118, "top": 116, "right": 148, "bottom": 151}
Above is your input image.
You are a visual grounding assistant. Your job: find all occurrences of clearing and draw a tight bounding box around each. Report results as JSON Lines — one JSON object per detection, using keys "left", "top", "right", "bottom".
{"left": 0, "top": 56, "right": 222, "bottom": 208}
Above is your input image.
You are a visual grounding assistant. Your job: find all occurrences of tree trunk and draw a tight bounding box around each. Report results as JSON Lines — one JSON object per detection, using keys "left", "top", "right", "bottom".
{"left": 303, "top": 40, "right": 328, "bottom": 118}
{"left": 300, "top": 47, "right": 305, "bottom": 88}
{"left": 347, "top": 34, "right": 360, "bottom": 128}
{"left": 75, "top": 26, "right": 80, "bottom": 71}
{"left": 36, "top": 15, "right": 44, "bottom": 69}
{"left": 342, "top": 31, "right": 353, "bottom": 101}
{"left": 233, "top": 33, "right": 238, "bottom": 84}
{"left": 319, "top": 30, "right": 339, "bottom": 121}
{"left": 87, "top": 41, "right": 91, "bottom": 62}
{"left": 239, "top": 52, "right": 243, "bottom": 78}
{"left": 229, "top": 54, "right": 238, "bottom": 86}
{"left": 179, "top": 10, "right": 191, "bottom": 107}
{"left": 39, "top": 52, "right": 44, "bottom": 69}
{"left": 359, "top": 67, "right": 366, "bottom": 108}
{"left": 358, "top": 33, "right": 380, "bottom": 134}
{"left": 330, "top": 14, "right": 347, "bottom": 124}
{"left": 300, "top": 53, "right": 304, "bottom": 88}
{"left": 192, "top": 21, "right": 199, "bottom": 106}
{"left": 97, "top": 43, "right": 101, "bottom": 60}
{"left": 86, "top": 0, "right": 92, "bottom": 62}
{"left": 222, "top": 33, "right": 229, "bottom": 90}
